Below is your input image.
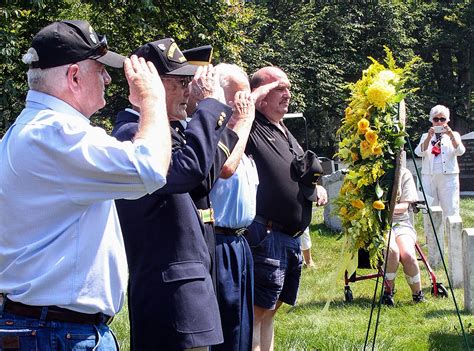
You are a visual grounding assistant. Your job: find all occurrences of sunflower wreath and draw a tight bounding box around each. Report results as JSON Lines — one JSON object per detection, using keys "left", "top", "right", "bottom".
{"left": 334, "top": 46, "right": 419, "bottom": 270}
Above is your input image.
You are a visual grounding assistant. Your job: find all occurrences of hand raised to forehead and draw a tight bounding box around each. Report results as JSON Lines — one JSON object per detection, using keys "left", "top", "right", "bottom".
{"left": 124, "top": 55, "right": 165, "bottom": 108}
{"left": 232, "top": 90, "right": 254, "bottom": 118}
{"left": 250, "top": 81, "right": 279, "bottom": 109}
{"left": 190, "top": 64, "right": 215, "bottom": 101}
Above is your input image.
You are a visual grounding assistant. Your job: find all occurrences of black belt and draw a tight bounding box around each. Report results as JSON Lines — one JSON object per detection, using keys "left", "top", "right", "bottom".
{"left": 253, "top": 215, "right": 303, "bottom": 238}
{"left": 215, "top": 226, "right": 248, "bottom": 236}
{"left": 4, "top": 298, "right": 113, "bottom": 325}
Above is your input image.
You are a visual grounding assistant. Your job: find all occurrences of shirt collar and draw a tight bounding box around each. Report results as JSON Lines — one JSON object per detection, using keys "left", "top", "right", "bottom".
{"left": 25, "top": 90, "right": 90, "bottom": 124}
{"left": 255, "top": 110, "right": 272, "bottom": 125}
{"left": 125, "top": 108, "right": 140, "bottom": 117}
{"left": 255, "top": 110, "right": 288, "bottom": 135}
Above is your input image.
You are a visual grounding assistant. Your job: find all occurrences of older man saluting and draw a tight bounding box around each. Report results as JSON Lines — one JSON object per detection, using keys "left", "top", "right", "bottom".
{"left": 245, "top": 66, "right": 328, "bottom": 351}
{"left": 0, "top": 20, "right": 170, "bottom": 350}
{"left": 113, "top": 39, "right": 247, "bottom": 350}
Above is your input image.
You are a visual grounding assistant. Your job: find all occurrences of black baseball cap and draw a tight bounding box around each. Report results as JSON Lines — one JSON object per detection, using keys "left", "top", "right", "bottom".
{"left": 290, "top": 150, "right": 324, "bottom": 202}
{"left": 183, "top": 45, "right": 213, "bottom": 66}
{"left": 30, "top": 20, "right": 125, "bottom": 69}
{"left": 132, "top": 38, "right": 198, "bottom": 76}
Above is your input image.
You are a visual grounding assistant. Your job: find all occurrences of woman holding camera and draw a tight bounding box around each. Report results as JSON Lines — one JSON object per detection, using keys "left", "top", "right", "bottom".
{"left": 415, "top": 105, "right": 465, "bottom": 220}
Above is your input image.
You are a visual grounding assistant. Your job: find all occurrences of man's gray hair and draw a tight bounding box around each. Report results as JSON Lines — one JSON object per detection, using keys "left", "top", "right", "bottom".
{"left": 23, "top": 47, "right": 69, "bottom": 92}
{"left": 214, "top": 63, "right": 249, "bottom": 104}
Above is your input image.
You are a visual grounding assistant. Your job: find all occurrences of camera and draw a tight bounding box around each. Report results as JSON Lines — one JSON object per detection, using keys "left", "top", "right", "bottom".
{"left": 433, "top": 126, "right": 445, "bottom": 133}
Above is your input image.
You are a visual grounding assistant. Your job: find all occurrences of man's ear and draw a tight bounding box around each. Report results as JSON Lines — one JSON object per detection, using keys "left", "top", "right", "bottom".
{"left": 256, "top": 99, "right": 267, "bottom": 110}
{"left": 66, "top": 64, "right": 80, "bottom": 91}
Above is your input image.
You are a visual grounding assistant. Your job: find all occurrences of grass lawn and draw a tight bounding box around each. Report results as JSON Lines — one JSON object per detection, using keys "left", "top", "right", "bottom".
{"left": 112, "top": 199, "right": 474, "bottom": 350}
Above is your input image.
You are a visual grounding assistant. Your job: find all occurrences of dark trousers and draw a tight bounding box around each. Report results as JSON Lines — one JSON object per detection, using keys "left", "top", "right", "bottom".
{"left": 212, "top": 233, "right": 254, "bottom": 351}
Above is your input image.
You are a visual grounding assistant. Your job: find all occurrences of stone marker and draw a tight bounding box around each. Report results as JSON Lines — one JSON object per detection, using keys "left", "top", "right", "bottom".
{"left": 423, "top": 206, "right": 444, "bottom": 268}
{"left": 459, "top": 132, "right": 474, "bottom": 193}
{"left": 321, "top": 170, "right": 346, "bottom": 231}
{"left": 462, "top": 228, "right": 474, "bottom": 312}
{"left": 447, "top": 215, "right": 463, "bottom": 288}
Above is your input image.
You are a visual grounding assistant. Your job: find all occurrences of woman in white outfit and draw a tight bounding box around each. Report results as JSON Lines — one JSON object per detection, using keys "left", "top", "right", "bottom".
{"left": 414, "top": 105, "right": 465, "bottom": 220}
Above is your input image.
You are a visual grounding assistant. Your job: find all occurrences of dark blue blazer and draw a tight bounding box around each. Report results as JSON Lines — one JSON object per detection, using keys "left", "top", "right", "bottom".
{"left": 112, "top": 99, "right": 238, "bottom": 350}
{"left": 170, "top": 119, "right": 235, "bottom": 289}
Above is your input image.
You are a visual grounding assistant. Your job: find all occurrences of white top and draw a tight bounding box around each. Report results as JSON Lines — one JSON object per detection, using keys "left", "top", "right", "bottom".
{"left": 393, "top": 168, "right": 418, "bottom": 224}
{"left": 414, "top": 132, "right": 465, "bottom": 175}
{"left": 0, "top": 90, "right": 167, "bottom": 315}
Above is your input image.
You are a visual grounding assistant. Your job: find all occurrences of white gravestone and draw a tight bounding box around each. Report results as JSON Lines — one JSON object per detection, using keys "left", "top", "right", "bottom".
{"left": 321, "top": 170, "right": 345, "bottom": 232}
{"left": 423, "top": 206, "right": 444, "bottom": 268}
{"left": 446, "top": 215, "right": 463, "bottom": 288}
{"left": 462, "top": 228, "right": 474, "bottom": 312}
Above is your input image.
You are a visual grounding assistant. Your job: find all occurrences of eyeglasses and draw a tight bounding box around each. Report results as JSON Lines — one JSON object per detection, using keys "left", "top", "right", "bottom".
{"left": 433, "top": 117, "right": 446, "bottom": 123}
{"left": 161, "top": 75, "right": 193, "bottom": 88}
{"left": 88, "top": 34, "right": 108, "bottom": 59}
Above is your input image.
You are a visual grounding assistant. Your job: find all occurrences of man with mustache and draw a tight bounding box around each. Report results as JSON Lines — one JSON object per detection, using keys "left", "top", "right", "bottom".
{"left": 245, "top": 66, "right": 328, "bottom": 351}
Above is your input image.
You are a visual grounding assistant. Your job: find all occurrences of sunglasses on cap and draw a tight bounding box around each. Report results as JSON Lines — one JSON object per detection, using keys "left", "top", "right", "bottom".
{"left": 433, "top": 117, "right": 446, "bottom": 123}
{"left": 88, "top": 34, "right": 108, "bottom": 60}
{"left": 161, "top": 75, "right": 193, "bottom": 88}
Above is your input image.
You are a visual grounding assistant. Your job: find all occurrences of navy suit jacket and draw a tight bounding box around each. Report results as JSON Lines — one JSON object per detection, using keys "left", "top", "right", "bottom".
{"left": 112, "top": 99, "right": 238, "bottom": 350}
{"left": 170, "top": 119, "right": 235, "bottom": 288}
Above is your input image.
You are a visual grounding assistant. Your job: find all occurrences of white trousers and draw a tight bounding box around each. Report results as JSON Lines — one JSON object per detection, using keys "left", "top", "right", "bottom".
{"left": 421, "top": 173, "right": 460, "bottom": 218}
{"left": 300, "top": 227, "right": 311, "bottom": 251}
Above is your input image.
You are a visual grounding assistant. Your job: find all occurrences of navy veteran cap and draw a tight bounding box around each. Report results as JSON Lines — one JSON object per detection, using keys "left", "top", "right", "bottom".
{"left": 183, "top": 45, "right": 213, "bottom": 66}
{"left": 290, "top": 150, "right": 324, "bottom": 202}
{"left": 29, "top": 20, "right": 125, "bottom": 69}
{"left": 133, "top": 38, "right": 197, "bottom": 76}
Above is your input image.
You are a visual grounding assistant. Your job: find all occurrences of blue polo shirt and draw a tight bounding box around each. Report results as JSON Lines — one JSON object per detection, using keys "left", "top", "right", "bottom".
{"left": 210, "top": 154, "right": 259, "bottom": 229}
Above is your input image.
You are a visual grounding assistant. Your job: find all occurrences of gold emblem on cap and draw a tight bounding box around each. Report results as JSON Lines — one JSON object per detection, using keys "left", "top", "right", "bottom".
{"left": 168, "top": 42, "right": 187, "bottom": 63}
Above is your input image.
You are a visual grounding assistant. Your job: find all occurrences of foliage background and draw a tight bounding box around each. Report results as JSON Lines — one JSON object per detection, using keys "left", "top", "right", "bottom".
{"left": 1, "top": 0, "right": 473, "bottom": 157}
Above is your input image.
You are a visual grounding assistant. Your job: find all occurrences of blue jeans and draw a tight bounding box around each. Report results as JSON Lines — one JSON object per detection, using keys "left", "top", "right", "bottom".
{"left": 0, "top": 311, "right": 118, "bottom": 350}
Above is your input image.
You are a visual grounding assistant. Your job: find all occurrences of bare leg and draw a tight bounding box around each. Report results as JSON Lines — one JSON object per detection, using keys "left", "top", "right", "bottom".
{"left": 252, "top": 301, "right": 282, "bottom": 351}
{"left": 384, "top": 234, "right": 400, "bottom": 292}
{"left": 397, "top": 234, "right": 422, "bottom": 294}
{"left": 302, "top": 249, "right": 315, "bottom": 268}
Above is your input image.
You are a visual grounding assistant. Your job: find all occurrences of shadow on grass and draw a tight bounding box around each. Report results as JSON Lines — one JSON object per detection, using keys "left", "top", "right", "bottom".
{"left": 291, "top": 296, "right": 377, "bottom": 311}
{"left": 309, "top": 222, "right": 341, "bottom": 238}
{"left": 424, "top": 308, "right": 474, "bottom": 319}
{"left": 428, "top": 331, "right": 474, "bottom": 351}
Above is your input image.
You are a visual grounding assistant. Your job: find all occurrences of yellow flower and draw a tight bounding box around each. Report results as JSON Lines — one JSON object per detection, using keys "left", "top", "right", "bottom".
{"left": 351, "top": 152, "right": 359, "bottom": 162}
{"left": 372, "top": 144, "right": 383, "bottom": 156}
{"left": 339, "top": 207, "right": 348, "bottom": 217}
{"left": 357, "top": 118, "right": 370, "bottom": 134}
{"left": 351, "top": 199, "right": 365, "bottom": 209}
{"left": 360, "top": 140, "right": 372, "bottom": 159}
{"left": 373, "top": 200, "right": 385, "bottom": 210}
{"left": 365, "top": 129, "right": 378, "bottom": 144}
{"left": 367, "top": 80, "right": 396, "bottom": 110}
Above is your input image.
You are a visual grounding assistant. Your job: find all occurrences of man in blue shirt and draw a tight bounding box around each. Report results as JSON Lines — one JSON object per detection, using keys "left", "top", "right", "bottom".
{"left": 0, "top": 20, "right": 171, "bottom": 350}
{"left": 210, "top": 64, "right": 258, "bottom": 351}
{"left": 210, "top": 63, "right": 279, "bottom": 351}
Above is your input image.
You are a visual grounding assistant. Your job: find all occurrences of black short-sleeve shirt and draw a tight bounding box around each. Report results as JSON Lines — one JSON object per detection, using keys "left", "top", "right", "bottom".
{"left": 245, "top": 111, "right": 312, "bottom": 234}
